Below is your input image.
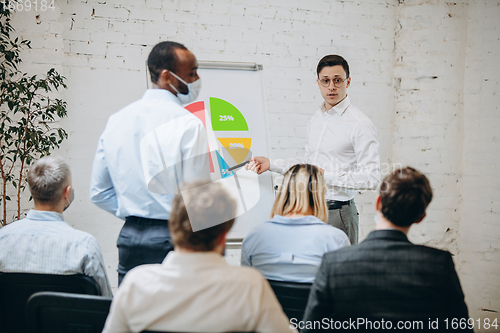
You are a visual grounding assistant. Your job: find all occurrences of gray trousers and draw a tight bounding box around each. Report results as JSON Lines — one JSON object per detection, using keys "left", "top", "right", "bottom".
{"left": 327, "top": 201, "right": 359, "bottom": 245}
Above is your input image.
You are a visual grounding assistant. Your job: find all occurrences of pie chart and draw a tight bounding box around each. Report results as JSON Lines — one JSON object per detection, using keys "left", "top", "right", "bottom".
{"left": 185, "top": 98, "right": 252, "bottom": 178}
{"left": 184, "top": 97, "right": 260, "bottom": 231}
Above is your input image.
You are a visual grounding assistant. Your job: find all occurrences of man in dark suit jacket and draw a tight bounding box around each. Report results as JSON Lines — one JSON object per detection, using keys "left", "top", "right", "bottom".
{"left": 300, "top": 167, "right": 471, "bottom": 332}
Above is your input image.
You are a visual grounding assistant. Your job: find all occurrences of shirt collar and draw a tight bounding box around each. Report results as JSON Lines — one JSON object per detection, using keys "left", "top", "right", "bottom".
{"left": 270, "top": 214, "right": 325, "bottom": 225}
{"left": 142, "top": 89, "right": 182, "bottom": 106}
{"left": 26, "top": 210, "right": 64, "bottom": 222}
{"left": 364, "top": 229, "right": 410, "bottom": 243}
{"left": 320, "top": 95, "right": 351, "bottom": 116}
{"left": 162, "top": 250, "right": 227, "bottom": 268}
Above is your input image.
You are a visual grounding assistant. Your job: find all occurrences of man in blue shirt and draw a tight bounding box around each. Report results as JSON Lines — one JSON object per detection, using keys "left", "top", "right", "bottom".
{"left": 0, "top": 156, "right": 112, "bottom": 296}
{"left": 90, "top": 41, "right": 210, "bottom": 283}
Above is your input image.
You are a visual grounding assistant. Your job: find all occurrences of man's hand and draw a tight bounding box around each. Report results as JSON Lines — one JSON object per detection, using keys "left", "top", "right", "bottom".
{"left": 318, "top": 167, "right": 325, "bottom": 175}
{"left": 245, "top": 156, "right": 270, "bottom": 175}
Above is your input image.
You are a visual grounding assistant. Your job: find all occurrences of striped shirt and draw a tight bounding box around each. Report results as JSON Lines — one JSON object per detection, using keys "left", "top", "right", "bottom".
{"left": 0, "top": 210, "right": 112, "bottom": 297}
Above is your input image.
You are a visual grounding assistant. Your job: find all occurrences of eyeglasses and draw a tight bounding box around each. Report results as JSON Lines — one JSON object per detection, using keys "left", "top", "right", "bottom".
{"left": 318, "top": 77, "right": 348, "bottom": 88}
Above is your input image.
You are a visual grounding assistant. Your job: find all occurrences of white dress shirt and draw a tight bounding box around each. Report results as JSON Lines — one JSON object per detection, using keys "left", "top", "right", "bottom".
{"left": 103, "top": 251, "right": 296, "bottom": 333}
{"left": 0, "top": 210, "right": 112, "bottom": 297}
{"left": 270, "top": 96, "right": 380, "bottom": 201}
{"left": 241, "top": 215, "right": 350, "bottom": 283}
{"left": 90, "top": 89, "right": 210, "bottom": 220}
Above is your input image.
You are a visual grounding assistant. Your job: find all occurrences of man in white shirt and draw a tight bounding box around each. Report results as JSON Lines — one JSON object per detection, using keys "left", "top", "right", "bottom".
{"left": 247, "top": 55, "right": 380, "bottom": 244}
{"left": 90, "top": 41, "right": 210, "bottom": 283}
{"left": 0, "top": 156, "right": 112, "bottom": 297}
{"left": 103, "top": 181, "right": 296, "bottom": 333}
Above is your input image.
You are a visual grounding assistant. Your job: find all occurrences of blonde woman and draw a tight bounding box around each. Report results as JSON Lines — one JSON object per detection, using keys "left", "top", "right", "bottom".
{"left": 241, "top": 164, "right": 350, "bottom": 283}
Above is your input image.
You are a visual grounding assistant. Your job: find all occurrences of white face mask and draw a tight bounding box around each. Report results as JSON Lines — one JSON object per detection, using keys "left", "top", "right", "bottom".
{"left": 169, "top": 72, "right": 201, "bottom": 105}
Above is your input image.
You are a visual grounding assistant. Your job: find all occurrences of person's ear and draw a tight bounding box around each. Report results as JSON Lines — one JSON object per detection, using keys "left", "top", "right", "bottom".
{"left": 218, "top": 230, "right": 229, "bottom": 246}
{"left": 346, "top": 77, "right": 351, "bottom": 88}
{"left": 159, "top": 69, "right": 172, "bottom": 85}
{"left": 414, "top": 212, "right": 426, "bottom": 225}
{"left": 375, "top": 195, "right": 382, "bottom": 211}
{"left": 63, "top": 185, "right": 72, "bottom": 201}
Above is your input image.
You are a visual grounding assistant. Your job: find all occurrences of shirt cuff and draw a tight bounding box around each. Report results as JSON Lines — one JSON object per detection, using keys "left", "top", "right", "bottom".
{"left": 269, "top": 159, "right": 286, "bottom": 174}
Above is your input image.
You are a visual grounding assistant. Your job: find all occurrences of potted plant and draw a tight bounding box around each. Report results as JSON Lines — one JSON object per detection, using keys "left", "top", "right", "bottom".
{"left": 1, "top": 1, "right": 69, "bottom": 225}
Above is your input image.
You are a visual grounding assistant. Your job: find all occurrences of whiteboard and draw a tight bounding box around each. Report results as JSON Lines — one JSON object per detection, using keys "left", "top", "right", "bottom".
{"left": 184, "top": 64, "right": 274, "bottom": 240}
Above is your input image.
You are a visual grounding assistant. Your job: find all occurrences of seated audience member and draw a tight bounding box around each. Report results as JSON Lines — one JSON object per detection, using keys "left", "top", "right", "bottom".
{"left": 0, "top": 156, "right": 112, "bottom": 297}
{"left": 241, "top": 164, "right": 350, "bottom": 283}
{"left": 103, "top": 181, "right": 296, "bottom": 333}
{"left": 301, "top": 167, "right": 471, "bottom": 332}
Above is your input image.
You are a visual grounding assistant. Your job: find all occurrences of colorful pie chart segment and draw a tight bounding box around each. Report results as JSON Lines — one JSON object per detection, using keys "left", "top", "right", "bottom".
{"left": 216, "top": 151, "right": 234, "bottom": 179}
{"left": 183, "top": 96, "right": 261, "bottom": 223}
{"left": 184, "top": 101, "right": 214, "bottom": 173}
{"left": 210, "top": 97, "right": 249, "bottom": 131}
{"left": 184, "top": 101, "right": 206, "bottom": 126}
{"left": 217, "top": 138, "right": 252, "bottom": 164}
{"left": 185, "top": 98, "right": 252, "bottom": 179}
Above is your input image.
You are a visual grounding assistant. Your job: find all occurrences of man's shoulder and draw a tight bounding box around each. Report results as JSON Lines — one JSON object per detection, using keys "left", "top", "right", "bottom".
{"left": 64, "top": 226, "right": 99, "bottom": 245}
{"left": 345, "top": 103, "right": 373, "bottom": 123}
{"left": 6, "top": 219, "right": 99, "bottom": 247}
{"left": 107, "top": 95, "right": 194, "bottom": 124}
{"left": 209, "top": 262, "right": 267, "bottom": 283}
{"left": 323, "top": 238, "right": 452, "bottom": 264}
{"left": 0, "top": 218, "right": 62, "bottom": 234}
{"left": 124, "top": 262, "right": 267, "bottom": 291}
{"left": 0, "top": 218, "right": 26, "bottom": 232}
{"left": 412, "top": 243, "right": 453, "bottom": 260}
{"left": 108, "top": 98, "right": 145, "bottom": 119}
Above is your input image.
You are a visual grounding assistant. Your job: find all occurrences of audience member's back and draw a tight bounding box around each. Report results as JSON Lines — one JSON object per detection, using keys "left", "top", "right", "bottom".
{"left": 301, "top": 167, "right": 471, "bottom": 332}
{"left": 242, "top": 164, "right": 349, "bottom": 283}
{"left": 103, "top": 181, "right": 296, "bottom": 333}
{"left": 0, "top": 156, "right": 112, "bottom": 297}
{"left": 322, "top": 232, "right": 466, "bottom": 321}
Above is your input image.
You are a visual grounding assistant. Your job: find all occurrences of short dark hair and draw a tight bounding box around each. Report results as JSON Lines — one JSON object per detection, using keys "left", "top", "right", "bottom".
{"left": 379, "top": 167, "right": 433, "bottom": 227}
{"left": 28, "top": 156, "right": 71, "bottom": 204}
{"left": 147, "top": 41, "right": 187, "bottom": 84}
{"left": 169, "top": 181, "right": 236, "bottom": 252}
{"left": 317, "top": 54, "right": 350, "bottom": 78}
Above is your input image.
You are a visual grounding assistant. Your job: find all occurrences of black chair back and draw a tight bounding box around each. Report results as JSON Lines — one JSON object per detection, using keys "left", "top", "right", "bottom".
{"left": 267, "top": 279, "right": 312, "bottom": 321}
{"left": 26, "top": 291, "right": 112, "bottom": 333}
{"left": 0, "top": 272, "right": 101, "bottom": 333}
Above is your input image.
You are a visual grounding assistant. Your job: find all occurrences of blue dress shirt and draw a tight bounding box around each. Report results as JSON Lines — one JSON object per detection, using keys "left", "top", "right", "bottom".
{"left": 0, "top": 210, "right": 112, "bottom": 296}
{"left": 90, "top": 89, "right": 210, "bottom": 220}
{"left": 241, "top": 215, "right": 350, "bottom": 283}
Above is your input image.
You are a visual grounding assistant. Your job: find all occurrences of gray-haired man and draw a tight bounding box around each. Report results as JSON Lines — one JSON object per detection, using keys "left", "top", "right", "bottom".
{"left": 0, "top": 156, "right": 112, "bottom": 296}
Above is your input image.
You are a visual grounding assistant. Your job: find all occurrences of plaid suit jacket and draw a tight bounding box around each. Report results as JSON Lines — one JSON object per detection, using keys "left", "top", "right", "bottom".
{"left": 302, "top": 229, "right": 471, "bottom": 332}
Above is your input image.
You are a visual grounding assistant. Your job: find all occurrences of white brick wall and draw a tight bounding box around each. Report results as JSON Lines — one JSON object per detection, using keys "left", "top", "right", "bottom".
{"left": 6, "top": 0, "right": 499, "bottom": 324}
{"left": 392, "top": 0, "right": 468, "bottom": 257}
{"left": 459, "top": 0, "right": 500, "bottom": 327}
